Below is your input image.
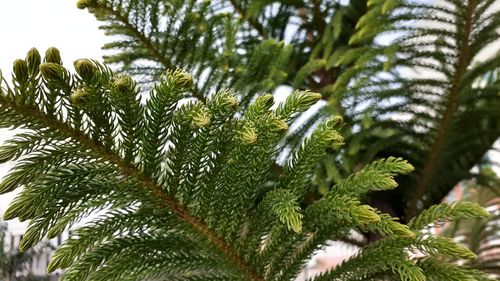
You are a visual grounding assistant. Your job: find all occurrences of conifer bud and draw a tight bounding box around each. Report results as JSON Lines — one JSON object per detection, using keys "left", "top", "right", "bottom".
{"left": 76, "top": 0, "right": 97, "bottom": 9}
{"left": 255, "top": 93, "right": 274, "bottom": 110}
{"left": 326, "top": 115, "right": 343, "bottom": 128}
{"left": 453, "top": 202, "right": 489, "bottom": 219}
{"left": 208, "top": 91, "right": 238, "bottom": 117}
{"left": 221, "top": 93, "right": 238, "bottom": 109}
{"left": 386, "top": 157, "right": 414, "bottom": 174}
{"left": 191, "top": 109, "right": 211, "bottom": 128}
{"left": 247, "top": 94, "right": 274, "bottom": 119}
{"left": 239, "top": 126, "right": 257, "bottom": 145}
{"left": 13, "top": 59, "right": 29, "bottom": 84}
{"left": 325, "top": 130, "right": 344, "bottom": 147}
{"left": 289, "top": 221, "right": 302, "bottom": 234}
{"left": 69, "top": 89, "right": 87, "bottom": 105}
{"left": 40, "top": 63, "right": 65, "bottom": 82}
{"left": 113, "top": 75, "right": 134, "bottom": 93}
{"left": 383, "top": 177, "right": 398, "bottom": 189}
{"left": 74, "top": 59, "right": 96, "bottom": 80}
{"left": 353, "top": 205, "right": 381, "bottom": 223}
{"left": 391, "top": 223, "right": 415, "bottom": 238}
{"left": 26, "top": 48, "right": 41, "bottom": 75}
{"left": 179, "top": 103, "right": 211, "bottom": 129}
{"left": 171, "top": 69, "right": 193, "bottom": 91}
{"left": 212, "top": 91, "right": 238, "bottom": 110}
{"left": 270, "top": 118, "right": 288, "bottom": 133}
{"left": 278, "top": 90, "right": 323, "bottom": 118}
{"left": 44, "top": 47, "right": 62, "bottom": 64}
{"left": 434, "top": 237, "right": 477, "bottom": 259}
{"left": 297, "top": 91, "right": 322, "bottom": 108}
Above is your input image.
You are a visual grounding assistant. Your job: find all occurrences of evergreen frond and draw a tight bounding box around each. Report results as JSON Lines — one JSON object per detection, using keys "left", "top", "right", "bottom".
{"left": 1, "top": 48, "right": 492, "bottom": 280}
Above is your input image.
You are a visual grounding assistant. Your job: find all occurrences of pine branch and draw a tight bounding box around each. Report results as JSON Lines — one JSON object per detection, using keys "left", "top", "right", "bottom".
{"left": 0, "top": 94, "right": 260, "bottom": 281}
{"left": 1, "top": 45, "right": 495, "bottom": 281}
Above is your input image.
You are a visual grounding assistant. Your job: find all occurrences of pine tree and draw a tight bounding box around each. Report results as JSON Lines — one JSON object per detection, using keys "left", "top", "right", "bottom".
{"left": 0, "top": 0, "right": 499, "bottom": 280}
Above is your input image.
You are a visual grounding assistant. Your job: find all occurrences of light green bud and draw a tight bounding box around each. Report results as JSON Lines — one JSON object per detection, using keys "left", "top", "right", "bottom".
{"left": 453, "top": 202, "right": 489, "bottom": 219}
{"left": 255, "top": 94, "right": 274, "bottom": 110}
{"left": 76, "top": 0, "right": 97, "bottom": 9}
{"left": 325, "top": 130, "right": 344, "bottom": 147}
{"left": 239, "top": 126, "right": 257, "bottom": 145}
{"left": 40, "top": 63, "right": 65, "bottom": 82}
{"left": 221, "top": 93, "right": 238, "bottom": 109}
{"left": 26, "top": 48, "right": 41, "bottom": 75}
{"left": 270, "top": 118, "right": 288, "bottom": 133}
{"left": 74, "top": 59, "right": 96, "bottom": 80}
{"left": 171, "top": 69, "right": 193, "bottom": 91}
{"left": 44, "top": 47, "right": 62, "bottom": 64}
{"left": 113, "top": 75, "right": 135, "bottom": 93}
{"left": 297, "top": 90, "right": 322, "bottom": 108}
{"left": 353, "top": 205, "right": 381, "bottom": 223}
{"left": 325, "top": 115, "right": 343, "bottom": 128}
{"left": 13, "top": 59, "right": 29, "bottom": 84}
{"left": 436, "top": 237, "right": 477, "bottom": 259}
{"left": 191, "top": 110, "right": 211, "bottom": 128}
{"left": 390, "top": 222, "right": 415, "bottom": 238}
{"left": 69, "top": 89, "right": 87, "bottom": 105}
{"left": 213, "top": 91, "right": 238, "bottom": 109}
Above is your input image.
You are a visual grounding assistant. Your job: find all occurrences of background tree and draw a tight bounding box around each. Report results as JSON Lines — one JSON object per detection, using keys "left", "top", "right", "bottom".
{"left": 75, "top": 0, "right": 500, "bottom": 222}
{"left": 440, "top": 164, "right": 500, "bottom": 278}
{"left": 0, "top": 221, "right": 51, "bottom": 281}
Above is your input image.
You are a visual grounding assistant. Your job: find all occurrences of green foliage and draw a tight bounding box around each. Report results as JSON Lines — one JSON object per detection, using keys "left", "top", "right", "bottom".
{"left": 74, "top": 0, "right": 293, "bottom": 102}
{"left": 74, "top": 0, "right": 500, "bottom": 223}
{"left": 328, "top": 0, "right": 500, "bottom": 220}
{"left": 0, "top": 48, "right": 493, "bottom": 280}
{"left": 1, "top": 0, "right": 500, "bottom": 279}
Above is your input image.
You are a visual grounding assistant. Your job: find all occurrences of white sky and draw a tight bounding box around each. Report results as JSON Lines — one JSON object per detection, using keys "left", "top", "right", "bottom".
{"left": 0, "top": 0, "right": 107, "bottom": 231}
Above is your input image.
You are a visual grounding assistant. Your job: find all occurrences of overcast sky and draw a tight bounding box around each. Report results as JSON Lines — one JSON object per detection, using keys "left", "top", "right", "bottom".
{"left": 0, "top": 0, "right": 107, "bottom": 231}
